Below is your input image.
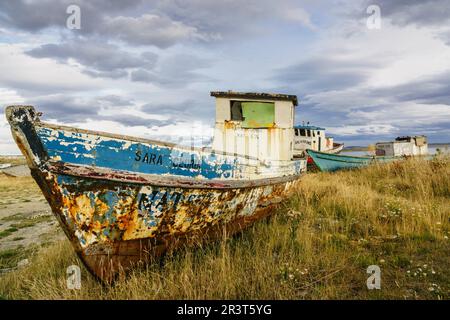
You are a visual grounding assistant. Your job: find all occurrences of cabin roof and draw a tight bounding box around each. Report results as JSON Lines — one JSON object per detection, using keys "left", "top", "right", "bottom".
{"left": 294, "top": 125, "right": 325, "bottom": 130}
{"left": 377, "top": 135, "right": 428, "bottom": 144}
{"left": 210, "top": 91, "right": 298, "bottom": 106}
{"left": 395, "top": 135, "right": 427, "bottom": 141}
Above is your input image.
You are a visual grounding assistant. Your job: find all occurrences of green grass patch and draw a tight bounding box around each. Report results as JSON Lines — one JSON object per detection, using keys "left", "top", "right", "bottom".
{"left": 0, "top": 227, "right": 19, "bottom": 239}
{"left": 1, "top": 214, "right": 24, "bottom": 222}
{"left": 10, "top": 215, "right": 52, "bottom": 229}
{"left": 0, "top": 246, "right": 36, "bottom": 270}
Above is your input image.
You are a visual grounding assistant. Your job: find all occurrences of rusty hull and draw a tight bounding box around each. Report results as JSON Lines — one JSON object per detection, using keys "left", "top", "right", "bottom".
{"left": 33, "top": 169, "right": 298, "bottom": 282}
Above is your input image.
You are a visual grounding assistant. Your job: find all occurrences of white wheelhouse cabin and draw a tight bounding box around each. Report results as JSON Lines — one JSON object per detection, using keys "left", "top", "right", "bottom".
{"left": 293, "top": 125, "right": 344, "bottom": 157}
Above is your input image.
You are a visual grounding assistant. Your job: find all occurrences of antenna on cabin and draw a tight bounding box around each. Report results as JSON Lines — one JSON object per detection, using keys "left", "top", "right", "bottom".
{"left": 307, "top": 121, "right": 310, "bottom": 125}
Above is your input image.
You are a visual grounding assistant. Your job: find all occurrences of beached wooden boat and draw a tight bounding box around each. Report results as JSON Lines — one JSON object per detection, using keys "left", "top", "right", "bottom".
{"left": 6, "top": 91, "right": 306, "bottom": 282}
{"left": 305, "top": 142, "right": 344, "bottom": 169}
{"left": 306, "top": 149, "right": 396, "bottom": 172}
{"left": 375, "top": 136, "right": 428, "bottom": 157}
{"left": 307, "top": 136, "right": 430, "bottom": 172}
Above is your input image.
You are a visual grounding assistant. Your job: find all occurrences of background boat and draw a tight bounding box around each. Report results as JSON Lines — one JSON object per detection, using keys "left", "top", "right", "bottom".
{"left": 327, "top": 142, "right": 344, "bottom": 154}
{"left": 293, "top": 125, "right": 344, "bottom": 158}
{"left": 306, "top": 149, "right": 396, "bottom": 172}
{"left": 308, "top": 135, "right": 432, "bottom": 172}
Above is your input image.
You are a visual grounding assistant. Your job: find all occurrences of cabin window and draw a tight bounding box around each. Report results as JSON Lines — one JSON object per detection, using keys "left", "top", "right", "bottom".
{"left": 307, "top": 130, "right": 311, "bottom": 137}
{"left": 241, "top": 101, "right": 275, "bottom": 128}
{"left": 312, "top": 131, "right": 316, "bottom": 137}
{"left": 230, "top": 101, "right": 244, "bottom": 121}
{"left": 295, "top": 129, "right": 299, "bottom": 136}
{"left": 299, "top": 129, "right": 306, "bottom": 136}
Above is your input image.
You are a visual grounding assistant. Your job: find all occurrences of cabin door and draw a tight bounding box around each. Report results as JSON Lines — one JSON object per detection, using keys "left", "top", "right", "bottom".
{"left": 318, "top": 137, "right": 322, "bottom": 151}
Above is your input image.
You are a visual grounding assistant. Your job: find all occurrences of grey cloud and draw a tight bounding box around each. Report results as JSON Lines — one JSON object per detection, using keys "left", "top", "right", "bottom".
{"left": 28, "top": 94, "right": 137, "bottom": 122}
{"left": 32, "top": 95, "right": 99, "bottom": 122}
{"left": 98, "top": 115, "right": 177, "bottom": 128}
{"left": 438, "top": 30, "right": 450, "bottom": 46}
{"left": 0, "top": 0, "right": 71, "bottom": 31}
{"left": 97, "top": 95, "right": 135, "bottom": 107}
{"left": 0, "top": 77, "right": 94, "bottom": 96}
{"left": 351, "top": 1, "right": 450, "bottom": 47}
{"left": 361, "top": 0, "right": 450, "bottom": 27}
{"left": 99, "top": 14, "right": 201, "bottom": 48}
{"left": 130, "top": 69, "right": 154, "bottom": 82}
{"left": 0, "top": 0, "right": 204, "bottom": 48}
{"left": 155, "top": 0, "right": 315, "bottom": 39}
{"left": 26, "top": 93, "right": 212, "bottom": 128}
{"left": 131, "top": 54, "right": 211, "bottom": 88}
{"left": 26, "top": 40, "right": 158, "bottom": 79}
{"left": 0, "top": 0, "right": 313, "bottom": 47}
{"left": 295, "top": 100, "right": 349, "bottom": 126}
{"left": 141, "top": 99, "right": 214, "bottom": 122}
{"left": 271, "top": 57, "right": 384, "bottom": 93}
{"left": 0, "top": 0, "right": 142, "bottom": 32}
{"left": 370, "top": 70, "right": 450, "bottom": 105}
{"left": 83, "top": 69, "right": 128, "bottom": 79}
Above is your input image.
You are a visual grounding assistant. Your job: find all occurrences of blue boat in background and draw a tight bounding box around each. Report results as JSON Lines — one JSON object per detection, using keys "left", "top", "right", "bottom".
{"left": 306, "top": 149, "right": 396, "bottom": 172}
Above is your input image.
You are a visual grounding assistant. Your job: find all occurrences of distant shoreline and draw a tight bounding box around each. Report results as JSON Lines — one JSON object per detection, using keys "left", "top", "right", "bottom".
{"left": 429, "top": 143, "right": 450, "bottom": 147}
{"left": 343, "top": 142, "right": 450, "bottom": 152}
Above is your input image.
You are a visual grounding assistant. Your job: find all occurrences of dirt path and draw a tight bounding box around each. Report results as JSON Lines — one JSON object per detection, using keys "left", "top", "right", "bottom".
{"left": 0, "top": 173, "right": 65, "bottom": 272}
{"left": 0, "top": 200, "right": 64, "bottom": 251}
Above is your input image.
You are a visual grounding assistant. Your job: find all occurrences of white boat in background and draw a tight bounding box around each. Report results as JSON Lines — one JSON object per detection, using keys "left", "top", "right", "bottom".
{"left": 375, "top": 136, "right": 428, "bottom": 157}
{"left": 293, "top": 125, "right": 344, "bottom": 158}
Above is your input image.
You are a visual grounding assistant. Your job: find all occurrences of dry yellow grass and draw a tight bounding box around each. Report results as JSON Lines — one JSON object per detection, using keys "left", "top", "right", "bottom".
{"left": 0, "top": 156, "right": 26, "bottom": 166}
{"left": 0, "top": 174, "right": 45, "bottom": 208}
{"left": 0, "top": 156, "right": 448, "bottom": 299}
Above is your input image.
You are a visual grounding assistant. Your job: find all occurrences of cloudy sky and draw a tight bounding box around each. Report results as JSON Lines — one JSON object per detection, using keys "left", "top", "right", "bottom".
{"left": 1, "top": 0, "right": 450, "bottom": 154}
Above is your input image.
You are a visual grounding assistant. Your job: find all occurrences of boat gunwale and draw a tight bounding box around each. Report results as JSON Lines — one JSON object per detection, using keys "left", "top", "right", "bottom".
{"left": 45, "top": 160, "right": 303, "bottom": 189}
{"left": 37, "top": 121, "right": 305, "bottom": 188}
{"left": 7, "top": 105, "right": 305, "bottom": 189}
